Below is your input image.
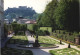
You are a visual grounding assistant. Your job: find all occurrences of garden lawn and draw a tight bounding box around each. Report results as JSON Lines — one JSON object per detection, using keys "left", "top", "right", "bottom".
{"left": 1, "top": 48, "right": 33, "bottom": 55}
{"left": 38, "top": 36, "right": 60, "bottom": 47}
{"left": 50, "top": 48, "right": 80, "bottom": 55}
{"left": 9, "top": 36, "right": 28, "bottom": 45}
{"left": 40, "top": 27, "right": 52, "bottom": 32}
{"left": 38, "top": 36, "right": 59, "bottom": 44}
{"left": 38, "top": 36, "right": 59, "bottom": 46}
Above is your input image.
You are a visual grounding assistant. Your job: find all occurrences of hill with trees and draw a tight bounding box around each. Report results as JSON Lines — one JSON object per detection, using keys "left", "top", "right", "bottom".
{"left": 4, "top": 6, "right": 38, "bottom": 20}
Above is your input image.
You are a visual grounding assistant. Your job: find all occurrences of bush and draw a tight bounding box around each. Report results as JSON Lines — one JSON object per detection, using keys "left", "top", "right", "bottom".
{"left": 17, "top": 31, "right": 25, "bottom": 35}
{"left": 40, "top": 27, "right": 52, "bottom": 33}
{"left": 27, "top": 24, "right": 39, "bottom": 33}
{"left": 77, "top": 45, "right": 80, "bottom": 48}
{"left": 11, "top": 23, "right": 27, "bottom": 35}
{"left": 36, "top": 30, "right": 46, "bottom": 36}
{"left": 27, "top": 24, "right": 33, "bottom": 31}
{"left": 44, "top": 30, "right": 50, "bottom": 35}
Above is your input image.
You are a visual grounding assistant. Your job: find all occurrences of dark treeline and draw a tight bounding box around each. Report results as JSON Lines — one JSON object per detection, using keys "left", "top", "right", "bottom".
{"left": 37, "top": 0, "right": 79, "bottom": 32}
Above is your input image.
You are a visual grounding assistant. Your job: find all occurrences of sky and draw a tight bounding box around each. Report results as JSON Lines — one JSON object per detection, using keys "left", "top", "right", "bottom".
{"left": 4, "top": 0, "right": 52, "bottom": 13}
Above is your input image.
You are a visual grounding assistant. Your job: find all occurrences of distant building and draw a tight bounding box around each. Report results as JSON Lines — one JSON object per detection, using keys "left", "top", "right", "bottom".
{"left": 13, "top": 19, "right": 16, "bottom": 22}
{"left": 4, "top": 19, "right": 9, "bottom": 24}
{"left": 17, "top": 17, "right": 36, "bottom": 24}
{"left": 25, "top": 20, "right": 36, "bottom": 24}
{"left": 4, "top": 18, "right": 17, "bottom": 24}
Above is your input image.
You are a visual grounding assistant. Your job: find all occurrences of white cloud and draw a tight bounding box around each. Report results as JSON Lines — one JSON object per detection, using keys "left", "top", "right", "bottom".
{"left": 4, "top": 0, "right": 52, "bottom": 13}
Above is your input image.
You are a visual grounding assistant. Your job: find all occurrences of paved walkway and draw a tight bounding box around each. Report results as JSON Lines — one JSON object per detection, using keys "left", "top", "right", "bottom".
{"left": 7, "top": 31, "right": 80, "bottom": 55}
{"left": 25, "top": 31, "right": 51, "bottom": 55}
{"left": 48, "top": 36, "right": 80, "bottom": 51}
{"left": 26, "top": 31, "right": 35, "bottom": 43}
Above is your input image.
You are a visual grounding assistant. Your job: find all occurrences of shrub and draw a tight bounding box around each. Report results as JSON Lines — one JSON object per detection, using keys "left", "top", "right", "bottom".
{"left": 36, "top": 30, "right": 46, "bottom": 36}
{"left": 17, "top": 31, "right": 25, "bottom": 35}
{"left": 40, "top": 27, "right": 52, "bottom": 33}
{"left": 27, "top": 24, "right": 33, "bottom": 31}
{"left": 27, "top": 24, "right": 39, "bottom": 33}
{"left": 44, "top": 30, "right": 50, "bottom": 35}
{"left": 77, "top": 45, "right": 80, "bottom": 48}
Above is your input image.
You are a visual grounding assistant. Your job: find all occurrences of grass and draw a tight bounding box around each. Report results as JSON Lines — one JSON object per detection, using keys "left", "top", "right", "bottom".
{"left": 1, "top": 47, "right": 33, "bottom": 55}
{"left": 40, "top": 27, "right": 52, "bottom": 32}
{"left": 9, "top": 35, "right": 28, "bottom": 45}
{"left": 37, "top": 36, "right": 60, "bottom": 47}
{"left": 50, "top": 48, "right": 80, "bottom": 55}
{"left": 38, "top": 36, "right": 59, "bottom": 44}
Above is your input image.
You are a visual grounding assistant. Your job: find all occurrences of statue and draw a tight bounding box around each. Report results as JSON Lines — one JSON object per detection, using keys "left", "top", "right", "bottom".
{"left": 33, "top": 34, "right": 40, "bottom": 47}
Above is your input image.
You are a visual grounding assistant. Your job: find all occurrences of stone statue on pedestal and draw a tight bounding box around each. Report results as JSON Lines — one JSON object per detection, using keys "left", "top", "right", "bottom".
{"left": 33, "top": 34, "right": 40, "bottom": 47}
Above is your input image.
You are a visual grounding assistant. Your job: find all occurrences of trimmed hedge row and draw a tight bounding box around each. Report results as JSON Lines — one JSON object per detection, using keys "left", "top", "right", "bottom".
{"left": 40, "top": 27, "right": 52, "bottom": 33}
{"left": 27, "top": 25, "right": 52, "bottom": 35}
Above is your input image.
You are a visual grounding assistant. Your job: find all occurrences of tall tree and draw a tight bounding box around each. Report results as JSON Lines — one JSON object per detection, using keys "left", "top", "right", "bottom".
{"left": 54, "top": 0, "right": 79, "bottom": 31}
{"left": 38, "top": 0, "right": 58, "bottom": 27}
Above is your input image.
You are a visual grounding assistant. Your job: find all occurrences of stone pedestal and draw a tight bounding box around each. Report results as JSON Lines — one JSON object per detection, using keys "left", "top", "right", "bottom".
{"left": 75, "top": 35, "right": 80, "bottom": 45}
{"left": 33, "top": 39, "right": 40, "bottom": 47}
{"left": 33, "top": 34, "right": 40, "bottom": 47}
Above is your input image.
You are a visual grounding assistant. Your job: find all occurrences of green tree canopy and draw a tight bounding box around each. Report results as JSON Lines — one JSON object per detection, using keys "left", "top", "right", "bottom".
{"left": 54, "top": 0, "right": 79, "bottom": 31}
{"left": 38, "top": 0, "right": 58, "bottom": 27}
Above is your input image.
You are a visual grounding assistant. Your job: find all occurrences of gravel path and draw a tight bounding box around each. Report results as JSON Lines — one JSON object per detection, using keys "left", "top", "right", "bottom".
{"left": 25, "top": 31, "right": 51, "bottom": 55}
{"left": 48, "top": 36, "right": 80, "bottom": 51}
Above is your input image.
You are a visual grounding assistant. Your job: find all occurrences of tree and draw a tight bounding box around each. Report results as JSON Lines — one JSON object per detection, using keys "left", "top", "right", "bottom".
{"left": 54, "top": 0, "right": 79, "bottom": 32}
{"left": 20, "top": 24, "right": 27, "bottom": 34}
{"left": 33, "top": 24, "right": 39, "bottom": 33}
{"left": 38, "top": 0, "right": 58, "bottom": 28}
{"left": 37, "top": 14, "right": 43, "bottom": 27}
{"left": 11, "top": 23, "right": 20, "bottom": 35}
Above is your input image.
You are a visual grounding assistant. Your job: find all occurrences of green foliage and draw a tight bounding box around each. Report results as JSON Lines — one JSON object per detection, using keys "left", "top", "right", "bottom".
{"left": 54, "top": 0, "right": 79, "bottom": 31}
{"left": 11, "top": 22, "right": 27, "bottom": 35}
{"left": 37, "top": 14, "right": 43, "bottom": 27}
{"left": 37, "top": 0, "right": 58, "bottom": 27}
{"left": 27, "top": 24, "right": 39, "bottom": 33}
{"left": 1, "top": 48, "right": 33, "bottom": 55}
{"left": 40, "top": 27, "right": 52, "bottom": 33}
{"left": 27, "top": 24, "right": 33, "bottom": 31}
{"left": 32, "top": 14, "right": 40, "bottom": 20}
{"left": 50, "top": 48, "right": 80, "bottom": 55}
{"left": 36, "top": 30, "right": 46, "bottom": 36}
{"left": 77, "top": 45, "right": 80, "bottom": 48}
{"left": 9, "top": 36, "right": 28, "bottom": 44}
{"left": 38, "top": 36, "right": 59, "bottom": 44}
{"left": 33, "top": 24, "right": 39, "bottom": 32}
{"left": 17, "top": 31, "right": 25, "bottom": 35}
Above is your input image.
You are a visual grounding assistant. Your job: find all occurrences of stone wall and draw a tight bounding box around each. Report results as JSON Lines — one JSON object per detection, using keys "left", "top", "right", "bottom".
{"left": 0, "top": 0, "right": 4, "bottom": 40}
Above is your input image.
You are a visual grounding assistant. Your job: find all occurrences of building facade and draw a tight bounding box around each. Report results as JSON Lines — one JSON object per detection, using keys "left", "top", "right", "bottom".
{"left": 0, "top": 0, "right": 4, "bottom": 41}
